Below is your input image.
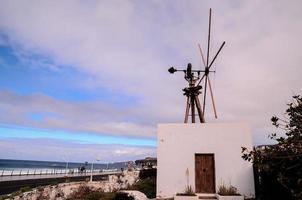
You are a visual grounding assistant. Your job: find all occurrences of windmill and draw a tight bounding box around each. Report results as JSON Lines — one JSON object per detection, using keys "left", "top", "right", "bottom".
{"left": 168, "top": 8, "right": 225, "bottom": 123}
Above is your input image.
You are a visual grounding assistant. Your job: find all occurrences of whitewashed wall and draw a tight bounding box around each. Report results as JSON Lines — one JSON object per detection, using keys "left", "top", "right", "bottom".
{"left": 157, "top": 123, "right": 255, "bottom": 198}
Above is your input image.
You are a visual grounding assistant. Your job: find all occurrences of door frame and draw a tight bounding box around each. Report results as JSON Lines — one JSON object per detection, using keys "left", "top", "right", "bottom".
{"left": 195, "top": 153, "right": 216, "bottom": 193}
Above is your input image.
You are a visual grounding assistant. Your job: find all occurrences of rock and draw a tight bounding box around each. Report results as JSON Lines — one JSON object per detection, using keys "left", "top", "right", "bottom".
{"left": 120, "top": 190, "right": 148, "bottom": 200}
{"left": 6, "top": 170, "right": 140, "bottom": 200}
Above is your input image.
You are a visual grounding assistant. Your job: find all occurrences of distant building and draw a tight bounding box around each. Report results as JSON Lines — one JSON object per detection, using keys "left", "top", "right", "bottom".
{"left": 135, "top": 157, "right": 157, "bottom": 168}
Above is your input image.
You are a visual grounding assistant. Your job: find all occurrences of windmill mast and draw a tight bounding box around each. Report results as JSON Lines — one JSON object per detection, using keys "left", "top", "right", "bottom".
{"left": 168, "top": 8, "right": 225, "bottom": 123}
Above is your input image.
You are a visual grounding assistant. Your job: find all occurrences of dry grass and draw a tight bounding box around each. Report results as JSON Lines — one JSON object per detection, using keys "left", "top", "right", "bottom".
{"left": 217, "top": 184, "right": 240, "bottom": 196}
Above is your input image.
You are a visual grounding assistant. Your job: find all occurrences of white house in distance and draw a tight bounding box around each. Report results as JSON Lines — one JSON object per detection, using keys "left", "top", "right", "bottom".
{"left": 156, "top": 123, "right": 255, "bottom": 199}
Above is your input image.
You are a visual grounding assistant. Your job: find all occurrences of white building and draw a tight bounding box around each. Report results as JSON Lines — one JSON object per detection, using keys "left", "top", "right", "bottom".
{"left": 157, "top": 123, "right": 255, "bottom": 199}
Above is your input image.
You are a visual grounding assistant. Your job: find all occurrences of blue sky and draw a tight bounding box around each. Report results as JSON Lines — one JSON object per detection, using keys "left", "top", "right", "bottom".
{"left": 0, "top": 125, "right": 156, "bottom": 146}
{"left": 0, "top": 39, "right": 138, "bottom": 105}
{"left": 0, "top": 0, "right": 301, "bottom": 162}
{"left": 0, "top": 36, "right": 155, "bottom": 161}
{"left": 0, "top": 37, "right": 149, "bottom": 142}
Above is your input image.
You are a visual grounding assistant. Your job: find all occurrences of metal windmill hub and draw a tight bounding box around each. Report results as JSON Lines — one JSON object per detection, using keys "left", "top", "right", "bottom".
{"left": 205, "top": 67, "right": 210, "bottom": 76}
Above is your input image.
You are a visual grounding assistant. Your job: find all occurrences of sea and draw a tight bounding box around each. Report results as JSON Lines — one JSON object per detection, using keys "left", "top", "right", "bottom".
{"left": 0, "top": 159, "right": 126, "bottom": 176}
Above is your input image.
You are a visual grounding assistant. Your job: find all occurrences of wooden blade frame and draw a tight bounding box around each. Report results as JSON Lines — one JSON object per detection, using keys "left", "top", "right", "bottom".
{"left": 202, "top": 8, "right": 212, "bottom": 118}
{"left": 198, "top": 43, "right": 206, "bottom": 67}
{"left": 207, "top": 77, "right": 218, "bottom": 118}
{"left": 197, "top": 8, "right": 224, "bottom": 120}
{"left": 208, "top": 41, "right": 225, "bottom": 69}
{"left": 206, "top": 8, "right": 212, "bottom": 67}
{"left": 198, "top": 43, "right": 218, "bottom": 119}
{"left": 203, "top": 76, "right": 208, "bottom": 118}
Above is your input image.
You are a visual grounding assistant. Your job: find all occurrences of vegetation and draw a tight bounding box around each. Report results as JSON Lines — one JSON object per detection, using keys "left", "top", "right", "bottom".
{"left": 0, "top": 186, "right": 33, "bottom": 200}
{"left": 20, "top": 186, "right": 32, "bottom": 193}
{"left": 242, "top": 95, "right": 302, "bottom": 199}
{"left": 139, "top": 168, "right": 156, "bottom": 179}
{"left": 114, "top": 192, "right": 134, "bottom": 200}
{"left": 66, "top": 185, "right": 134, "bottom": 200}
{"left": 217, "top": 184, "right": 240, "bottom": 196}
{"left": 1, "top": 169, "right": 157, "bottom": 200}
{"left": 0, "top": 196, "right": 8, "bottom": 200}
{"left": 177, "top": 185, "right": 196, "bottom": 196}
{"left": 125, "top": 168, "right": 156, "bottom": 198}
{"left": 129, "top": 178, "right": 156, "bottom": 198}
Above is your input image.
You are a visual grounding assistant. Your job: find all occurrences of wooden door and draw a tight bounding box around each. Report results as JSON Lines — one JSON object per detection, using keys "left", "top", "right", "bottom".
{"left": 195, "top": 154, "right": 215, "bottom": 193}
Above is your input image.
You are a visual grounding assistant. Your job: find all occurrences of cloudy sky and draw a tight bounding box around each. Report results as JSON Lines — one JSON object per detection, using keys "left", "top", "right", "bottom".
{"left": 0, "top": 0, "right": 301, "bottom": 162}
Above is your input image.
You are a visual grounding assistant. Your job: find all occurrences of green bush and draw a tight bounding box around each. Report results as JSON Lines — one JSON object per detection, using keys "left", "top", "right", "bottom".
{"left": 242, "top": 95, "right": 302, "bottom": 199}
{"left": 100, "top": 193, "right": 116, "bottom": 200}
{"left": 130, "top": 178, "right": 156, "bottom": 198}
{"left": 0, "top": 195, "right": 10, "bottom": 200}
{"left": 85, "top": 191, "right": 104, "bottom": 200}
{"left": 9, "top": 191, "right": 22, "bottom": 198}
{"left": 20, "top": 186, "right": 32, "bottom": 193}
{"left": 139, "top": 168, "right": 157, "bottom": 179}
{"left": 6, "top": 186, "right": 32, "bottom": 200}
{"left": 113, "top": 192, "right": 134, "bottom": 200}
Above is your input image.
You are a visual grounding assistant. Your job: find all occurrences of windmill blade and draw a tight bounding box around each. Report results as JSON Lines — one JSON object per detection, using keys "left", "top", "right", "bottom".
{"left": 206, "top": 8, "right": 212, "bottom": 67}
{"left": 196, "top": 43, "right": 208, "bottom": 86}
{"left": 207, "top": 76, "right": 218, "bottom": 118}
{"left": 208, "top": 41, "right": 225, "bottom": 69}
{"left": 198, "top": 43, "right": 206, "bottom": 67}
{"left": 202, "top": 76, "right": 208, "bottom": 118}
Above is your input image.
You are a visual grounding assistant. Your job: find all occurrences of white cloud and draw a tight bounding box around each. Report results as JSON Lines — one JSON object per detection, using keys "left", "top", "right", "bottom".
{"left": 0, "top": 137, "right": 156, "bottom": 162}
{"left": 0, "top": 91, "right": 156, "bottom": 138}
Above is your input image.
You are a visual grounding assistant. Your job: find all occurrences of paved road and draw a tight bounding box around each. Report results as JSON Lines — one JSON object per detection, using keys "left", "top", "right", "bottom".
{"left": 0, "top": 171, "right": 121, "bottom": 182}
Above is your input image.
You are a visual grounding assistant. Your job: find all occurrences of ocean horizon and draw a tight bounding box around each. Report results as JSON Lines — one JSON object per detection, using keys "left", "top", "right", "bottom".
{"left": 0, "top": 158, "right": 126, "bottom": 171}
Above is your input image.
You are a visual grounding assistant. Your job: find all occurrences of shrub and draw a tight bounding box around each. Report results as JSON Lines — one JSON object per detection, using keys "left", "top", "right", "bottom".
{"left": 84, "top": 191, "right": 103, "bottom": 200}
{"left": 66, "top": 185, "right": 106, "bottom": 200}
{"left": 10, "top": 191, "right": 22, "bottom": 198}
{"left": 139, "top": 168, "right": 157, "bottom": 179}
{"left": 99, "top": 192, "right": 116, "bottom": 200}
{"left": 217, "top": 184, "right": 240, "bottom": 196}
{"left": 131, "top": 168, "right": 157, "bottom": 198}
{"left": 66, "top": 184, "right": 117, "bottom": 200}
{"left": 113, "top": 192, "right": 134, "bottom": 200}
{"left": 6, "top": 186, "right": 32, "bottom": 199}
{"left": 130, "top": 178, "right": 156, "bottom": 198}
{"left": 184, "top": 185, "right": 195, "bottom": 196}
{"left": 176, "top": 185, "right": 196, "bottom": 196}
{"left": 242, "top": 95, "right": 302, "bottom": 199}
{"left": 66, "top": 185, "right": 91, "bottom": 200}
{"left": 20, "top": 186, "right": 31, "bottom": 193}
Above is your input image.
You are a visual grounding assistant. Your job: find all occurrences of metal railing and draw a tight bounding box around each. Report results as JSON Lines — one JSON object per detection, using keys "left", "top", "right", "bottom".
{"left": 0, "top": 168, "right": 119, "bottom": 177}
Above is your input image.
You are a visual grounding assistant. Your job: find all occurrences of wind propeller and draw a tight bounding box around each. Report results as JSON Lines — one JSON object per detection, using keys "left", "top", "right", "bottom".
{"left": 197, "top": 8, "right": 225, "bottom": 120}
